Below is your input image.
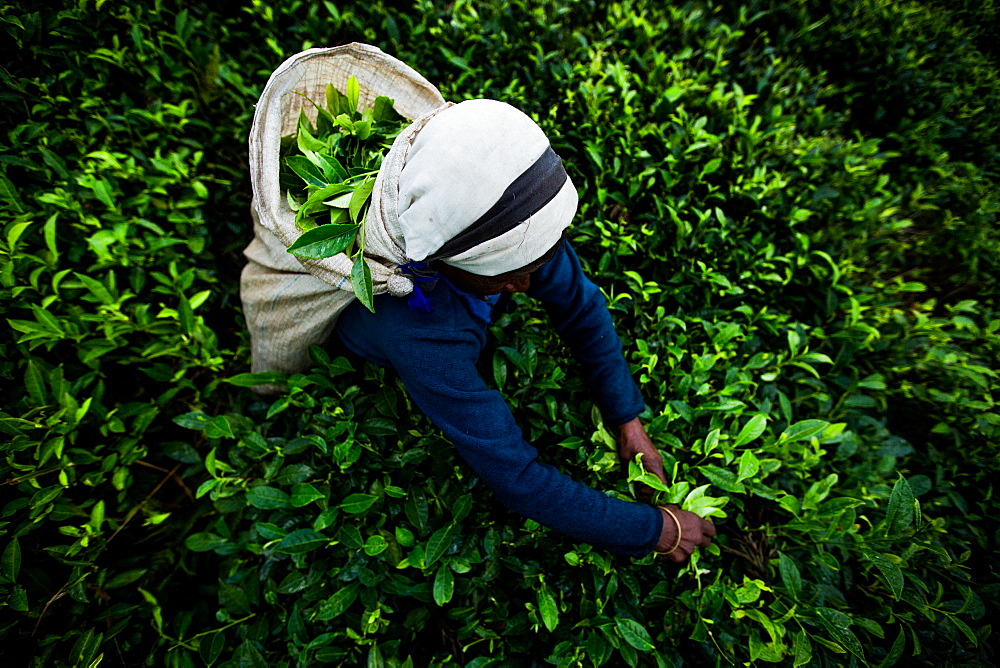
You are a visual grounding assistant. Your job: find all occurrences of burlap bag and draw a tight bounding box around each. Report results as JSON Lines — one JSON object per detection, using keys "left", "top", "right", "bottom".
{"left": 241, "top": 44, "right": 449, "bottom": 388}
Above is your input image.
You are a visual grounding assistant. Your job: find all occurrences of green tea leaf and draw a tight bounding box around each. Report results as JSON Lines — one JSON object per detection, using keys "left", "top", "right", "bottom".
{"left": 290, "top": 483, "right": 325, "bottom": 507}
{"left": 286, "top": 155, "right": 327, "bottom": 187}
{"left": 347, "top": 75, "right": 360, "bottom": 114}
{"left": 40, "top": 147, "right": 70, "bottom": 180}
{"left": 246, "top": 486, "right": 291, "bottom": 509}
{"left": 297, "top": 108, "right": 315, "bottom": 136}
{"left": 424, "top": 524, "right": 455, "bottom": 568}
{"left": 781, "top": 419, "right": 829, "bottom": 443}
{"left": 349, "top": 177, "right": 375, "bottom": 223}
{"left": 699, "top": 158, "right": 722, "bottom": 178}
{"left": 354, "top": 120, "right": 372, "bottom": 139}
{"left": 223, "top": 371, "right": 287, "bottom": 387}
{"left": 792, "top": 630, "right": 812, "bottom": 666}
{"left": 699, "top": 465, "right": 744, "bottom": 493}
{"left": 6, "top": 221, "right": 31, "bottom": 249}
{"left": 287, "top": 223, "right": 359, "bottom": 259}
{"left": 734, "top": 414, "right": 767, "bottom": 448}
{"left": 352, "top": 255, "right": 375, "bottom": 312}
{"left": 0, "top": 175, "right": 24, "bottom": 212}
{"left": 863, "top": 551, "right": 903, "bottom": 600}
{"left": 372, "top": 96, "right": 398, "bottom": 121}
{"left": 104, "top": 568, "right": 147, "bottom": 589}
{"left": 296, "top": 122, "right": 326, "bottom": 153}
{"left": 305, "top": 184, "right": 350, "bottom": 205}
{"left": 815, "top": 608, "right": 865, "bottom": 663}
{"left": 75, "top": 272, "right": 115, "bottom": 305}
{"left": 2, "top": 538, "right": 21, "bottom": 581}
{"left": 324, "top": 191, "right": 354, "bottom": 208}
{"left": 778, "top": 553, "right": 802, "bottom": 599}
{"left": 664, "top": 86, "right": 683, "bottom": 103}
{"left": 537, "top": 588, "right": 559, "bottom": 632}
{"left": 43, "top": 213, "right": 58, "bottom": 262}
{"left": 340, "top": 493, "right": 378, "bottom": 514}
{"left": 199, "top": 632, "right": 225, "bottom": 667}
{"left": 184, "top": 532, "right": 228, "bottom": 552}
{"left": 8, "top": 585, "right": 28, "bottom": 612}
{"left": 317, "top": 582, "right": 360, "bottom": 620}
{"left": 90, "top": 177, "right": 116, "bottom": 209}
{"left": 885, "top": 476, "right": 915, "bottom": 535}
{"left": 803, "top": 473, "right": 838, "bottom": 511}
{"left": 452, "top": 494, "right": 473, "bottom": 523}
{"left": 24, "top": 359, "right": 47, "bottom": 405}
{"left": 173, "top": 412, "right": 211, "bottom": 431}
{"left": 235, "top": 641, "right": 267, "bottom": 668}
{"left": 433, "top": 565, "right": 454, "bottom": 605}
{"left": 615, "top": 616, "right": 654, "bottom": 652}
{"left": 310, "top": 152, "right": 348, "bottom": 182}
{"left": 948, "top": 615, "right": 979, "bottom": 647}
{"left": 89, "top": 500, "right": 105, "bottom": 532}
{"left": 326, "top": 83, "right": 346, "bottom": 117}
{"left": 364, "top": 535, "right": 388, "bottom": 556}
{"left": 313, "top": 507, "right": 339, "bottom": 532}
{"left": 395, "top": 527, "right": 414, "bottom": 548}
{"left": 273, "top": 529, "right": 328, "bottom": 554}
{"left": 883, "top": 626, "right": 906, "bottom": 666}
{"left": 205, "top": 415, "right": 234, "bottom": 439}
{"left": 736, "top": 450, "right": 760, "bottom": 482}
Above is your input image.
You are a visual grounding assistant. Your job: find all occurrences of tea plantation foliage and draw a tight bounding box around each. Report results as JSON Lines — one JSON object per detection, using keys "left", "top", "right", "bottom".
{"left": 1, "top": 0, "right": 998, "bottom": 665}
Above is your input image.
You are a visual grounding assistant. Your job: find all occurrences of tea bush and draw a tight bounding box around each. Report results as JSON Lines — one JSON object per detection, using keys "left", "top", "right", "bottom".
{"left": 1, "top": 0, "right": 997, "bottom": 665}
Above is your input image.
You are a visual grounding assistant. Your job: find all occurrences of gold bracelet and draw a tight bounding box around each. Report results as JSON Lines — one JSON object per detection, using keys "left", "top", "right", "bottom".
{"left": 655, "top": 505, "right": 683, "bottom": 555}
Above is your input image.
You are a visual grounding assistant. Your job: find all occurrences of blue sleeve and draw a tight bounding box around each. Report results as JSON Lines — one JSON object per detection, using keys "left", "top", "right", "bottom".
{"left": 527, "top": 243, "right": 645, "bottom": 427}
{"left": 381, "top": 328, "right": 661, "bottom": 556}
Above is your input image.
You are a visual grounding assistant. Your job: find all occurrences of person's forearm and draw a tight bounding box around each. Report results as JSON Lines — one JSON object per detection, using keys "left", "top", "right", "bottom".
{"left": 528, "top": 244, "right": 644, "bottom": 424}
{"left": 391, "top": 344, "right": 662, "bottom": 555}
{"left": 474, "top": 452, "right": 664, "bottom": 556}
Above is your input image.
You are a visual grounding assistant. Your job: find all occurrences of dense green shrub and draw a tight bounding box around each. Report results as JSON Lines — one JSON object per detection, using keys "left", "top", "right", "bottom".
{"left": 1, "top": 0, "right": 996, "bottom": 665}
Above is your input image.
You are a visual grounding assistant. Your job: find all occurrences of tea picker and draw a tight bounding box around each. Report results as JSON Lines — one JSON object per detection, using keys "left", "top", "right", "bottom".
{"left": 241, "top": 44, "right": 715, "bottom": 559}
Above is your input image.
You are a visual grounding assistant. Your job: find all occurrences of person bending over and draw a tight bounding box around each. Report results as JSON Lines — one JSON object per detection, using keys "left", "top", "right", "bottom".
{"left": 331, "top": 99, "right": 715, "bottom": 560}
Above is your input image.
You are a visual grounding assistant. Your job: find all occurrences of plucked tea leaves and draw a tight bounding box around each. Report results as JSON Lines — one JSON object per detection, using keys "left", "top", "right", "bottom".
{"left": 285, "top": 156, "right": 326, "bottom": 187}
{"left": 349, "top": 177, "right": 375, "bottom": 223}
{"left": 281, "top": 77, "right": 409, "bottom": 311}
{"left": 346, "top": 76, "right": 360, "bottom": 115}
{"left": 287, "top": 224, "right": 360, "bottom": 259}
{"left": 352, "top": 255, "right": 375, "bottom": 312}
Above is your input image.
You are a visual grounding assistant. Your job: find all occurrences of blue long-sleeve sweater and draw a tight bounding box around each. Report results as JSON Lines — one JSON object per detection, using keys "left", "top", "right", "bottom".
{"left": 335, "top": 242, "right": 662, "bottom": 556}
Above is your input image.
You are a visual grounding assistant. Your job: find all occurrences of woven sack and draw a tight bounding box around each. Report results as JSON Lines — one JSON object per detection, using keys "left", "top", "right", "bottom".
{"left": 241, "top": 43, "right": 448, "bottom": 390}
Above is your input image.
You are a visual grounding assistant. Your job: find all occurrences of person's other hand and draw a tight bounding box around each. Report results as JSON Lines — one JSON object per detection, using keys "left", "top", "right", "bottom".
{"left": 616, "top": 417, "right": 667, "bottom": 496}
{"left": 655, "top": 504, "right": 716, "bottom": 563}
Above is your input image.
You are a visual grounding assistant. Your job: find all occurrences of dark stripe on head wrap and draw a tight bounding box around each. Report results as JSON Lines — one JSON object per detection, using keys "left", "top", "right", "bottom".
{"left": 426, "top": 146, "right": 568, "bottom": 261}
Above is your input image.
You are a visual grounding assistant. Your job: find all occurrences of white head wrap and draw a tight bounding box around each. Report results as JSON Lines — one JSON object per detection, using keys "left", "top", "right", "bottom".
{"left": 393, "top": 99, "right": 577, "bottom": 275}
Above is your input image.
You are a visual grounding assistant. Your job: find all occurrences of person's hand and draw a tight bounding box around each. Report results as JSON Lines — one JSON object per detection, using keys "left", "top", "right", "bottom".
{"left": 655, "top": 504, "right": 716, "bottom": 563}
{"left": 616, "top": 417, "right": 667, "bottom": 497}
